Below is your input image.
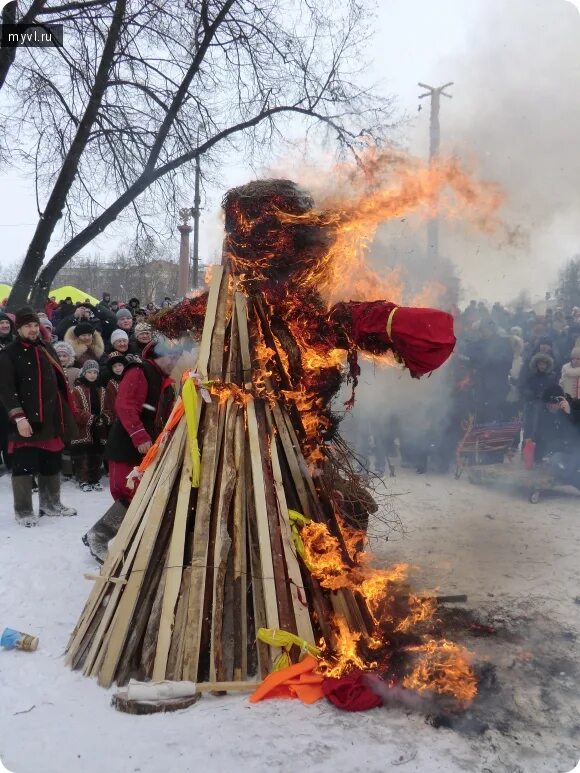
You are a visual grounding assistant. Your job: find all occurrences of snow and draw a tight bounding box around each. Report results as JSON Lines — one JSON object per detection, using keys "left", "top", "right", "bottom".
{"left": 1, "top": 469, "right": 580, "bottom": 773}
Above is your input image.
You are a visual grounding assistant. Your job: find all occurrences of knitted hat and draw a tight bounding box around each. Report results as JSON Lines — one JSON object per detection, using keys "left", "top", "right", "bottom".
{"left": 80, "top": 359, "right": 99, "bottom": 377}
{"left": 134, "top": 322, "right": 151, "bottom": 336}
{"left": 41, "top": 318, "right": 53, "bottom": 330}
{"left": 116, "top": 308, "right": 133, "bottom": 320}
{"left": 74, "top": 322, "right": 94, "bottom": 337}
{"left": 110, "top": 329, "right": 129, "bottom": 345}
{"left": 15, "top": 306, "right": 39, "bottom": 328}
{"left": 571, "top": 347, "right": 580, "bottom": 360}
{"left": 54, "top": 341, "right": 75, "bottom": 363}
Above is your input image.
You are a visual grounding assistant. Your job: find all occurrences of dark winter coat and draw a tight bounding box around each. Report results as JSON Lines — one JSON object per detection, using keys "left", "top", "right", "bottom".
{"left": 521, "top": 354, "right": 559, "bottom": 402}
{"left": 0, "top": 313, "right": 15, "bottom": 352}
{"left": 105, "top": 358, "right": 175, "bottom": 465}
{"left": 56, "top": 305, "right": 118, "bottom": 343}
{"left": 0, "top": 337, "right": 76, "bottom": 442}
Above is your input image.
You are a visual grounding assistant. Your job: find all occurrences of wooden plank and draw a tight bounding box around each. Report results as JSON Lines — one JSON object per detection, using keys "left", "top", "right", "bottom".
{"left": 232, "top": 411, "right": 247, "bottom": 681}
{"left": 253, "top": 399, "right": 295, "bottom": 635}
{"left": 66, "top": 437, "right": 174, "bottom": 668}
{"left": 181, "top": 399, "right": 226, "bottom": 681}
{"left": 246, "top": 397, "right": 280, "bottom": 634}
{"left": 270, "top": 402, "right": 313, "bottom": 518}
{"left": 209, "top": 264, "right": 230, "bottom": 380}
{"left": 234, "top": 292, "right": 252, "bottom": 387}
{"left": 196, "top": 264, "right": 224, "bottom": 379}
{"left": 210, "top": 400, "right": 239, "bottom": 682}
{"left": 152, "top": 448, "right": 193, "bottom": 680}
{"left": 97, "top": 422, "right": 187, "bottom": 688}
{"left": 166, "top": 567, "right": 191, "bottom": 680}
{"left": 246, "top": 451, "right": 272, "bottom": 678}
{"left": 267, "top": 416, "right": 315, "bottom": 645}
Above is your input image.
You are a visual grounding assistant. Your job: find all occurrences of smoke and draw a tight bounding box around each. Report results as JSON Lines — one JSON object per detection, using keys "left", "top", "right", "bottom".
{"left": 417, "top": 0, "right": 580, "bottom": 303}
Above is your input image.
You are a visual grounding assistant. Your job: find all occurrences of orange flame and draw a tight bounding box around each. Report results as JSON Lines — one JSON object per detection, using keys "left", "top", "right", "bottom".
{"left": 300, "top": 517, "right": 477, "bottom": 702}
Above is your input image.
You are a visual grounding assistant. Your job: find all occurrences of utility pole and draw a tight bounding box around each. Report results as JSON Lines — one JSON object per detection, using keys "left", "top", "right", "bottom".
{"left": 177, "top": 208, "right": 192, "bottom": 298}
{"left": 191, "top": 153, "right": 201, "bottom": 288}
{"left": 418, "top": 82, "right": 453, "bottom": 262}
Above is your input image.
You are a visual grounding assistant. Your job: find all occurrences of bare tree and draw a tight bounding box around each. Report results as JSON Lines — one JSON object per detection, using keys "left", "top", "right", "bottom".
{"left": 2, "top": 0, "right": 395, "bottom": 309}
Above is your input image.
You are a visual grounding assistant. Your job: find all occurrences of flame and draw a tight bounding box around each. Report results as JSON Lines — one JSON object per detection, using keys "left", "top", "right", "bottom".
{"left": 299, "top": 517, "right": 477, "bottom": 702}
{"left": 402, "top": 639, "right": 478, "bottom": 703}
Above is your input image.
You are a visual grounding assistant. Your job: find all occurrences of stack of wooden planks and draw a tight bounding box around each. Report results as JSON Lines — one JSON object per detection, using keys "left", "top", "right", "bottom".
{"left": 66, "top": 264, "right": 370, "bottom": 688}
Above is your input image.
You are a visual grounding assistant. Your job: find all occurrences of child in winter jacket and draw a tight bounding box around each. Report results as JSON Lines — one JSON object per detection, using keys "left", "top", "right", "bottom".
{"left": 104, "top": 353, "right": 127, "bottom": 420}
{"left": 70, "top": 360, "right": 111, "bottom": 492}
{"left": 560, "top": 347, "right": 580, "bottom": 400}
{"left": 53, "top": 341, "right": 81, "bottom": 388}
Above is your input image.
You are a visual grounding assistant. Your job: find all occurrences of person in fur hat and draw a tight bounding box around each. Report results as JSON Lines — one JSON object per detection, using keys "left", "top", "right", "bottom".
{"left": 521, "top": 353, "right": 558, "bottom": 440}
{"left": 560, "top": 347, "right": 580, "bottom": 400}
{"left": 53, "top": 341, "right": 81, "bottom": 388}
{"left": 64, "top": 321, "right": 106, "bottom": 367}
{"left": 70, "top": 360, "right": 110, "bottom": 492}
{"left": 103, "top": 353, "right": 127, "bottom": 420}
{"left": 0, "top": 306, "right": 77, "bottom": 526}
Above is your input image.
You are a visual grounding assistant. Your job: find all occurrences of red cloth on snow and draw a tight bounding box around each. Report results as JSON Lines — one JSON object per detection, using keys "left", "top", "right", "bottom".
{"left": 322, "top": 671, "right": 383, "bottom": 712}
{"left": 345, "top": 300, "right": 456, "bottom": 377}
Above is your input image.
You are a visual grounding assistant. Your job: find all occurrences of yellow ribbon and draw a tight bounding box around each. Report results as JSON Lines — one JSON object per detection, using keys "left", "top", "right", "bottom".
{"left": 182, "top": 373, "right": 211, "bottom": 487}
{"left": 386, "top": 306, "right": 398, "bottom": 342}
{"left": 257, "top": 627, "right": 321, "bottom": 671}
{"left": 288, "top": 509, "right": 311, "bottom": 563}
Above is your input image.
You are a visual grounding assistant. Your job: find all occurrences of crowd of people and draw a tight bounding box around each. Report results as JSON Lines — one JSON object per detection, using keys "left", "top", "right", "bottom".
{"left": 346, "top": 299, "right": 580, "bottom": 485}
{"left": 0, "top": 292, "right": 184, "bottom": 562}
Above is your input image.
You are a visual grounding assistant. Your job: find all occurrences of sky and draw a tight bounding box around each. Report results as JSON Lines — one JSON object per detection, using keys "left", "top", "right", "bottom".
{"left": 0, "top": 0, "right": 579, "bottom": 304}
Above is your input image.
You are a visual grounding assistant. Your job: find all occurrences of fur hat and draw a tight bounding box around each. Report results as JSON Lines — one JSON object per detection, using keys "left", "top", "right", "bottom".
{"left": 134, "top": 322, "right": 151, "bottom": 336}
{"left": 110, "top": 329, "right": 129, "bottom": 345}
{"left": 109, "top": 353, "right": 127, "bottom": 368}
{"left": 73, "top": 322, "right": 94, "bottom": 337}
{"left": 80, "top": 359, "right": 100, "bottom": 377}
{"left": 570, "top": 347, "right": 580, "bottom": 360}
{"left": 116, "top": 308, "right": 133, "bottom": 320}
{"left": 54, "top": 341, "right": 75, "bottom": 364}
{"left": 529, "top": 352, "right": 554, "bottom": 372}
{"left": 15, "top": 306, "right": 39, "bottom": 328}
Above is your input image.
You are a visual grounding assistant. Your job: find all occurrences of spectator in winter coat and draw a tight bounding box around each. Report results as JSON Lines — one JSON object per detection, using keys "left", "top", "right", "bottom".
{"left": 0, "top": 306, "right": 77, "bottom": 526}
{"left": 0, "top": 311, "right": 15, "bottom": 351}
{"left": 560, "top": 347, "right": 580, "bottom": 400}
{"left": 127, "top": 297, "right": 141, "bottom": 315}
{"left": 64, "top": 322, "right": 106, "bottom": 366}
{"left": 70, "top": 360, "right": 110, "bottom": 492}
{"left": 53, "top": 341, "right": 81, "bottom": 388}
{"left": 103, "top": 353, "right": 127, "bottom": 420}
{"left": 0, "top": 312, "right": 15, "bottom": 470}
{"left": 44, "top": 296, "right": 59, "bottom": 321}
{"left": 145, "top": 302, "right": 158, "bottom": 315}
{"left": 82, "top": 337, "right": 183, "bottom": 563}
{"left": 116, "top": 307, "right": 134, "bottom": 335}
{"left": 108, "top": 328, "right": 133, "bottom": 355}
{"left": 134, "top": 322, "right": 153, "bottom": 354}
{"left": 522, "top": 353, "right": 559, "bottom": 439}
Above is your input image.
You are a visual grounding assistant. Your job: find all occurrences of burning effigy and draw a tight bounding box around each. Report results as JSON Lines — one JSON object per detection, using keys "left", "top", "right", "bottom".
{"left": 66, "top": 166, "right": 497, "bottom": 711}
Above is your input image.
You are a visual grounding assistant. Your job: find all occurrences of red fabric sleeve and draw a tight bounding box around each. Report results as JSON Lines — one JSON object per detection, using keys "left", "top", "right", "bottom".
{"left": 116, "top": 368, "right": 150, "bottom": 448}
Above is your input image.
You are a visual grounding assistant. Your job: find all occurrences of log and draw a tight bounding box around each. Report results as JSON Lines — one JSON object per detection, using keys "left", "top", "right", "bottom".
{"left": 232, "top": 412, "right": 248, "bottom": 681}
{"left": 152, "top": 445, "right": 194, "bottom": 679}
{"left": 210, "top": 399, "right": 239, "bottom": 682}
{"left": 97, "top": 422, "right": 187, "bottom": 687}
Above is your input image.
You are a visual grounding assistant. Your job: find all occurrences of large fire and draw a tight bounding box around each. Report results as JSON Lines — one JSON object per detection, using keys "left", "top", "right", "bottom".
{"left": 151, "top": 150, "right": 498, "bottom": 706}
{"left": 301, "top": 517, "right": 477, "bottom": 702}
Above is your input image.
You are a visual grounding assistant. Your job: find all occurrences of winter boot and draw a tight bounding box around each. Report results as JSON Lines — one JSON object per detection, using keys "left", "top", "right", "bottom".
{"left": 12, "top": 475, "right": 38, "bottom": 527}
{"left": 38, "top": 474, "right": 78, "bottom": 517}
{"left": 82, "top": 500, "right": 127, "bottom": 564}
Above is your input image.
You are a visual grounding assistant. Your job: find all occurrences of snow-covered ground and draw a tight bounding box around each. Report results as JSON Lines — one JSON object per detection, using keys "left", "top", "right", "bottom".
{"left": 1, "top": 468, "right": 579, "bottom": 773}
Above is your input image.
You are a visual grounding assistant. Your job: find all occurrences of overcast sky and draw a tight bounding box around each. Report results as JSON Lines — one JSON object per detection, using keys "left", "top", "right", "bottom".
{"left": 0, "top": 0, "right": 579, "bottom": 303}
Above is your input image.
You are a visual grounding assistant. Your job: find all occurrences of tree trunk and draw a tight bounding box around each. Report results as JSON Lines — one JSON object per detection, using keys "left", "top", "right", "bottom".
{"left": 7, "top": 0, "right": 126, "bottom": 311}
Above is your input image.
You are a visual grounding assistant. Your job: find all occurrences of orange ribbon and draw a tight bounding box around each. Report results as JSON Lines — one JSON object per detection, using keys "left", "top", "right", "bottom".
{"left": 249, "top": 655, "right": 324, "bottom": 705}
